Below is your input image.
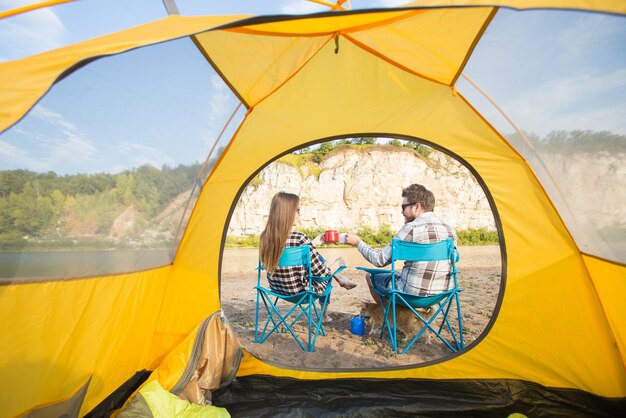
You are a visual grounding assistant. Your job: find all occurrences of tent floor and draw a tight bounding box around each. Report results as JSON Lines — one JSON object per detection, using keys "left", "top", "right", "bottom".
{"left": 212, "top": 375, "right": 626, "bottom": 417}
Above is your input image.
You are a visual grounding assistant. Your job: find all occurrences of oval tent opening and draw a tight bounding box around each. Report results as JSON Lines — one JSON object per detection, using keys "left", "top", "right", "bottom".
{"left": 220, "top": 137, "right": 503, "bottom": 368}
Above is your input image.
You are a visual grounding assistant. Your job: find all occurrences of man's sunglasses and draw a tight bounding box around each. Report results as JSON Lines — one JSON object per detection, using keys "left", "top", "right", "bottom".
{"left": 401, "top": 202, "right": 417, "bottom": 211}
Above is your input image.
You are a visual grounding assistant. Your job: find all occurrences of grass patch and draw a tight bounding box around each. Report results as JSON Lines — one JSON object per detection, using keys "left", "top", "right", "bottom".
{"left": 457, "top": 227, "right": 499, "bottom": 245}
{"left": 225, "top": 234, "right": 259, "bottom": 248}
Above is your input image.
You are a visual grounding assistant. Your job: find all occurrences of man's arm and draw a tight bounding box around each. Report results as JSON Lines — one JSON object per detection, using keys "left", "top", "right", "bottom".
{"left": 344, "top": 233, "right": 392, "bottom": 267}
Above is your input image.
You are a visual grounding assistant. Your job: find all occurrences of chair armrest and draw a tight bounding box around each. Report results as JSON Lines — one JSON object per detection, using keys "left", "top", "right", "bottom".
{"left": 356, "top": 267, "right": 392, "bottom": 275}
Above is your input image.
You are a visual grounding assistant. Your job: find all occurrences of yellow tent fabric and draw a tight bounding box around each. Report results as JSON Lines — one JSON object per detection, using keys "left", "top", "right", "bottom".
{"left": 0, "top": 1, "right": 624, "bottom": 416}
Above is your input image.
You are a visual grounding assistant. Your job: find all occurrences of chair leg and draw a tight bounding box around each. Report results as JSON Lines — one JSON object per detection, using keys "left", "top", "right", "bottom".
{"left": 455, "top": 291, "right": 464, "bottom": 349}
{"left": 379, "top": 296, "right": 396, "bottom": 351}
{"left": 307, "top": 296, "right": 313, "bottom": 352}
{"left": 399, "top": 296, "right": 458, "bottom": 354}
{"left": 310, "top": 295, "right": 329, "bottom": 352}
{"left": 258, "top": 294, "right": 309, "bottom": 351}
{"left": 254, "top": 289, "right": 261, "bottom": 343}
{"left": 254, "top": 289, "right": 333, "bottom": 352}
{"left": 394, "top": 295, "right": 443, "bottom": 354}
{"left": 431, "top": 298, "right": 459, "bottom": 352}
{"left": 391, "top": 296, "right": 399, "bottom": 353}
{"left": 436, "top": 293, "right": 464, "bottom": 351}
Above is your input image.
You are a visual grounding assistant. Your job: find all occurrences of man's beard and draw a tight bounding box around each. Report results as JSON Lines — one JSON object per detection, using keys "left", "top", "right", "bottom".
{"left": 404, "top": 215, "right": 416, "bottom": 223}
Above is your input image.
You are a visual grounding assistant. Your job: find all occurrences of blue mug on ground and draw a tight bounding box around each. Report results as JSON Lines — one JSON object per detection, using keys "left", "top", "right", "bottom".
{"left": 351, "top": 315, "right": 365, "bottom": 336}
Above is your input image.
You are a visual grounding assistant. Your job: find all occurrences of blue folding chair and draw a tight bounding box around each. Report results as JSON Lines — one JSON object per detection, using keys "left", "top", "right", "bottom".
{"left": 254, "top": 245, "right": 346, "bottom": 352}
{"left": 357, "top": 237, "right": 464, "bottom": 354}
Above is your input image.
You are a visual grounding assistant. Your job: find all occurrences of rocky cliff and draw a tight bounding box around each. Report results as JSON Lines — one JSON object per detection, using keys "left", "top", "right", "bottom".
{"left": 228, "top": 147, "right": 496, "bottom": 235}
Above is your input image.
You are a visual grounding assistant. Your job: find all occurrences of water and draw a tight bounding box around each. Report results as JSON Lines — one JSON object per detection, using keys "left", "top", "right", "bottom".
{"left": 0, "top": 249, "right": 171, "bottom": 281}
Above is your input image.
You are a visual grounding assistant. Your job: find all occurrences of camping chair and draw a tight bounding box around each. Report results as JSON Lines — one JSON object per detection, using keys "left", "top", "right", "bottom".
{"left": 254, "top": 245, "right": 346, "bottom": 352}
{"left": 357, "top": 238, "right": 464, "bottom": 354}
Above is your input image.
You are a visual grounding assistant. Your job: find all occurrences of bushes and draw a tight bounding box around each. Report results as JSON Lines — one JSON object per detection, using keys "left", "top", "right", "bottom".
{"left": 300, "top": 226, "right": 326, "bottom": 241}
{"left": 457, "top": 227, "right": 499, "bottom": 245}
{"left": 225, "top": 234, "right": 259, "bottom": 248}
{"left": 354, "top": 225, "right": 395, "bottom": 246}
{"left": 224, "top": 226, "right": 498, "bottom": 248}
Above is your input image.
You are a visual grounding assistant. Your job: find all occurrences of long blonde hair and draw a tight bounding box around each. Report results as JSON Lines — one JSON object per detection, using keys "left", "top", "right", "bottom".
{"left": 259, "top": 192, "right": 299, "bottom": 273}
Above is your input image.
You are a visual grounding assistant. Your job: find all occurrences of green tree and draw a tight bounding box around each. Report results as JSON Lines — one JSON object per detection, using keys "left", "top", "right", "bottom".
{"left": 352, "top": 137, "right": 375, "bottom": 145}
{"left": 115, "top": 173, "right": 134, "bottom": 205}
{"left": 312, "top": 142, "right": 335, "bottom": 162}
{"left": 403, "top": 141, "right": 432, "bottom": 158}
{"left": 0, "top": 169, "right": 36, "bottom": 198}
{"left": 50, "top": 189, "right": 65, "bottom": 218}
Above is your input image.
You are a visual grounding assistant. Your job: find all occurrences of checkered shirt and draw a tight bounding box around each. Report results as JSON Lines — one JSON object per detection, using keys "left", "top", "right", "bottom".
{"left": 357, "top": 212, "right": 458, "bottom": 296}
{"left": 266, "top": 231, "right": 332, "bottom": 296}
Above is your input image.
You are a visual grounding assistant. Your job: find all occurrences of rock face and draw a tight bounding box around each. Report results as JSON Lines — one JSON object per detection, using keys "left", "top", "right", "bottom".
{"left": 229, "top": 147, "right": 496, "bottom": 235}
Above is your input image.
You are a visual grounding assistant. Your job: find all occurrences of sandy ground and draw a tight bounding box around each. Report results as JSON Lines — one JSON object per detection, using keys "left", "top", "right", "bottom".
{"left": 221, "top": 246, "right": 501, "bottom": 368}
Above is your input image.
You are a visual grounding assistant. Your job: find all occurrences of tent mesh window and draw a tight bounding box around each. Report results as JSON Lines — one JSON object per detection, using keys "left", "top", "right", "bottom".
{"left": 0, "top": 37, "right": 242, "bottom": 280}
{"left": 459, "top": 9, "right": 626, "bottom": 263}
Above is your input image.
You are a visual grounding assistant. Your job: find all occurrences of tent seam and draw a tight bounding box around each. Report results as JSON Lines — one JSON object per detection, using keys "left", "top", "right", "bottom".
{"left": 341, "top": 33, "right": 449, "bottom": 86}
{"left": 250, "top": 35, "right": 335, "bottom": 109}
{"left": 222, "top": 9, "right": 426, "bottom": 38}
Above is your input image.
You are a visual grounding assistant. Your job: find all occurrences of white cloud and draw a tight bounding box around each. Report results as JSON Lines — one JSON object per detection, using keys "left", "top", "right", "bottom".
{"left": 30, "top": 106, "right": 77, "bottom": 133}
{"left": 0, "top": 138, "right": 46, "bottom": 171}
{"left": 199, "top": 75, "right": 239, "bottom": 155}
{"left": 48, "top": 132, "right": 97, "bottom": 167}
{"left": 117, "top": 143, "right": 175, "bottom": 169}
{"left": 207, "top": 75, "right": 232, "bottom": 130}
{"left": 0, "top": 0, "right": 66, "bottom": 62}
{"left": 0, "top": 105, "right": 97, "bottom": 172}
{"left": 504, "top": 68, "right": 626, "bottom": 136}
{"left": 557, "top": 14, "right": 625, "bottom": 65}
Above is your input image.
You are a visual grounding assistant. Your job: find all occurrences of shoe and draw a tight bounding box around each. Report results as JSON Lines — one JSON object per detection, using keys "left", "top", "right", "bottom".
{"left": 335, "top": 275, "right": 357, "bottom": 290}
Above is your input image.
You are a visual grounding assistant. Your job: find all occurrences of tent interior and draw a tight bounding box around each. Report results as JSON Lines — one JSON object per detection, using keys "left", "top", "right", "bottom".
{"left": 0, "top": 0, "right": 625, "bottom": 416}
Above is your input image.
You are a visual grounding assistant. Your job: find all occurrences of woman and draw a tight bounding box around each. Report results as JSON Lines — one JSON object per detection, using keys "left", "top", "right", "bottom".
{"left": 259, "top": 192, "right": 356, "bottom": 321}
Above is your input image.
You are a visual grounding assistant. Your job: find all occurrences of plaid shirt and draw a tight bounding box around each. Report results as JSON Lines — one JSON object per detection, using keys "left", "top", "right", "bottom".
{"left": 357, "top": 212, "right": 457, "bottom": 296}
{"left": 266, "top": 231, "right": 332, "bottom": 295}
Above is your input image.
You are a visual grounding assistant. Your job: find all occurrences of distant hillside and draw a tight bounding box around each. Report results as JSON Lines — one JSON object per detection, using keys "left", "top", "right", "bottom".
{"left": 0, "top": 164, "right": 199, "bottom": 250}
{"left": 2, "top": 130, "right": 623, "bottom": 250}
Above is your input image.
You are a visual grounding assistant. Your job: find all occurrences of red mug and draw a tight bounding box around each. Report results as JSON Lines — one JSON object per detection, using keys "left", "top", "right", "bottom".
{"left": 324, "top": 230, "right": 339, "bottom": 243}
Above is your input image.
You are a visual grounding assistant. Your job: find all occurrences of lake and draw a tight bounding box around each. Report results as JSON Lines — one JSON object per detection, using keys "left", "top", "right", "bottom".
{"left": 0, "top": 249, "right": 171, "bottom": 281}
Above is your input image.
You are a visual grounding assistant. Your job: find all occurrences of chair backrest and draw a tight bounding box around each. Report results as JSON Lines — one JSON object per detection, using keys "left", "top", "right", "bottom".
{"left": 277, "top": 245, "right": 312, "bottom": 268}
{"left": 390, "top": 238, "right": 459, "bottom": 288}
{"left": 392, "top": 238, "right": 454, "bottom": 262}
{"left": 257, "top": 245, "right": 314, "bottom": 289}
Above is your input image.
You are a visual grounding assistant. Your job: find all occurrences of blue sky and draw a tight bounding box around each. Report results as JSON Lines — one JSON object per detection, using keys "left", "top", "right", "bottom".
{"left": 0, "top": 1, "right": 624, "bottom": 175}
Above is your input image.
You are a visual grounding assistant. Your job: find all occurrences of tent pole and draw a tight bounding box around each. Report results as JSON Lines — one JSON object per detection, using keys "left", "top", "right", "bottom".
{"left": 460, "top": 72, "right": 580, "bottom": 247}
{"left": 198, "top": 101, "right": 244, "bottom": 182}
{"left": 169, "top": 102, "right": 243, "bottom": 258}
{"left": 460, "top": 73, "right": 536, "bottom": 151}
{"left": 161, "top": 0, "right": 180, "bottom": 16}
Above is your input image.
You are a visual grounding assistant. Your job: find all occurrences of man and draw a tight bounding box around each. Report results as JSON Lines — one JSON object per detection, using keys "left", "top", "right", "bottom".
{"left": 345, "top": 184, "right": 457, "bottom": 304}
